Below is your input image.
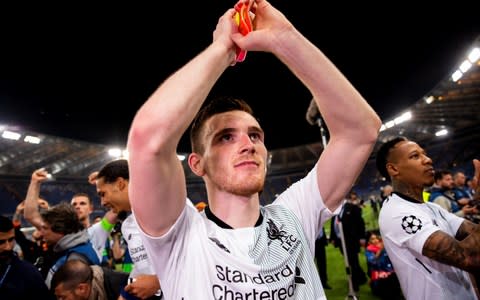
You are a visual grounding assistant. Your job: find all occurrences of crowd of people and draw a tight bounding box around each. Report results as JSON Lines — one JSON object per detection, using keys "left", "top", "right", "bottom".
{"left": 0, "top": 1, "right": 479, "bottom": 299}
{"left": 1, "top": 159, "right": 162, "bottom": 300}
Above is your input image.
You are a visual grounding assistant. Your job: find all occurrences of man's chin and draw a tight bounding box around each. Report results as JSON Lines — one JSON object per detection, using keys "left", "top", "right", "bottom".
{"left": 0, "top": 250, "right": 14, "bottom": 260}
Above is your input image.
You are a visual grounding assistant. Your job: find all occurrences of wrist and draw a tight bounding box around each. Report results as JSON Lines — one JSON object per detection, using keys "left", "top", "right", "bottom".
{"left": 12, "top": 219, "right": 21, "bottom": 228}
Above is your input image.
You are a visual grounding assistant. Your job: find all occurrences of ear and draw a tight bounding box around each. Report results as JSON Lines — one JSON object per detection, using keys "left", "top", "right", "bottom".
{"left": 386, "top": 162, "right": 399, "bottom": 177}
{"left": 75, "top": 282, "right": 91, "bottom": 297}
{"left": 117, "top": 177, "right": 127, "bottom": 191}
{"left": 188, "top": 153, "right": 205, "bottom": 177}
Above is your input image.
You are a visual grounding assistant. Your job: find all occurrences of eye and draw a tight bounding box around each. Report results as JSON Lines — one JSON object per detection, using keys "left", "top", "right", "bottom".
{"left": 249, "top": 132, "right": 260, "bottom": 141}
{"left": 220, "top": 133, "right": 233, "bottom": 142}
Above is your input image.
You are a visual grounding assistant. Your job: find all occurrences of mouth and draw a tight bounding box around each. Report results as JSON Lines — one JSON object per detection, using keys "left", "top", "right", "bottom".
{"left": 425, "top": 168, "right": 434, "bottom": 175}
{"left": 234, "top": 160, "right": 259, "bottom": 168}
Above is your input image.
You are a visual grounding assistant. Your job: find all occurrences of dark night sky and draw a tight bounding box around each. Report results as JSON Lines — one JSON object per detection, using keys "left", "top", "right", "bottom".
{"left": 1, "top": 1, "right": 479, "bottom": 153}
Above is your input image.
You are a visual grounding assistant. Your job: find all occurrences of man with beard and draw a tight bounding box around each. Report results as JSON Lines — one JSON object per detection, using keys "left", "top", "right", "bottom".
{"left": 0, "top": 215, "right": 53, "bottom": 299}
{"left": 95, "top": 159, "right": 162, "bottom": 299}
{"left": 126, "top": 0, "right": 381, "bottom": 298}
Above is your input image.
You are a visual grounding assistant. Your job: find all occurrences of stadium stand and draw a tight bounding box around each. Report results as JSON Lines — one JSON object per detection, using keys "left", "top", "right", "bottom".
{"left": 0, "top": 35, "right": 479, "bottom": 215}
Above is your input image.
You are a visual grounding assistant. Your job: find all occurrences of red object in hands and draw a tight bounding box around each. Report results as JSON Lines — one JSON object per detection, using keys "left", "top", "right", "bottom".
{"left": 234, "top": 1, "right": 254, "bottom": 62}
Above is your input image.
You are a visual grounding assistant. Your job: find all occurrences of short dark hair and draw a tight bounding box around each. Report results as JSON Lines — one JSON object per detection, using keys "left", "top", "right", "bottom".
{"left": 189, "top": 96, "right": 254, "bottom": 154}
{"left": 375, "top": 136, "right": 409, "bottom": 179}
{"left": 41, "top": 202, "right": 84, "bottom": 234}
{"left": 97, "top": 159, "right": 129, "bottom": 183}
{"left": 51, "top": 259, "right": 93, "bottom": 290}
{"left": 72, "top": 192, "right": 92, "bottom": 205}
{"left": 0, "top": 215, "right": 13, "bottom": 232}
{"left": 434, "top": 169, "right": 452, "bottom": 182}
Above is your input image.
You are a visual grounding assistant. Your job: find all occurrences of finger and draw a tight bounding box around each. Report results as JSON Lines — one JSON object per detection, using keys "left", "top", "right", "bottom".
{"left": 473, "top": 159, "right": 480, "bottom": 190}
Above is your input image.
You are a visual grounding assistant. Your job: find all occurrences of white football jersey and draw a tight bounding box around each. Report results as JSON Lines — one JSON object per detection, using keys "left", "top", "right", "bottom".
{"left": 137, "top": 165, "right": 337, "bottom": 299}
{"left": 379, "top": 192, "right": 476, "bottom": 300}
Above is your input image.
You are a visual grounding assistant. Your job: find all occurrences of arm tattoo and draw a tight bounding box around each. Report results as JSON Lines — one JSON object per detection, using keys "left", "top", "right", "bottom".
{"left": 456, "top": 221, "right": 479, "bottom": 240}
{"left": 423, "top": 223, "right": 480, "bottom": 271}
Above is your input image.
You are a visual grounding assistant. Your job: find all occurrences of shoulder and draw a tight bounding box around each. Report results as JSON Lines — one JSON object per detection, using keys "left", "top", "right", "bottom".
{"left": 263, "top": 204, "right": 297, "bottom": 219}
{"left": 13, "top": 256, "right": 41, "bottom": 273}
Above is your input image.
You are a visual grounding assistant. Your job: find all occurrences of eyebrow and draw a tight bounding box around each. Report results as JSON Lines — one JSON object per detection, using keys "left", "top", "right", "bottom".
{"left": 210, "top": 127, "right": 234, "bottom": 141}
{"left": 210, "top": 126, "right": 264, "bottom": 141}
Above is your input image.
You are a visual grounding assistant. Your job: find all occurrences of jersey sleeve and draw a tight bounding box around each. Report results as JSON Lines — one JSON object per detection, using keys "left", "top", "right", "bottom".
{"left": 272, "top": 163, "right": 340, "bottom": 253}
{"left": 381, "top": 203, "right": 440, "bottom": 255}
{"left": 88, "top": 218, "right": 113, "bottom": 261}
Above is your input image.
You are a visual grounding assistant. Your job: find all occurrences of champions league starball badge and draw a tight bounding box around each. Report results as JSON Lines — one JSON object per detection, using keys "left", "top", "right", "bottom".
{"left": 401, "top": 215, "right": 423, "bottom": 234}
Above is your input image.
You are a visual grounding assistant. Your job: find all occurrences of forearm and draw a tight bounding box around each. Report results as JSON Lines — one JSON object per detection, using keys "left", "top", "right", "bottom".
{"left": 24, "top": 181, "right": 43, "bottom": 228}
{"left": 12, "top": 209, "right": 22, "bottom": 226}
{"left": 423, "top": 227, "right": 480, "bottom": 272}
{"left": 457, "top": 226, "right": 480, "bottom": 271}
{"left": 273, "top": 29, "right": 380, "bottom": 141}
{"left": 127, "top": 42, "right": 233, "bottom": 236}
{"left": 128, "top": 41, "right": 233, "bottom": 155}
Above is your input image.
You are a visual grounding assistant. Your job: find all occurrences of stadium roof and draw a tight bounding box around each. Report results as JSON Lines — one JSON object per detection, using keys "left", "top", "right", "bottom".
{"left": 1, "top": 36, "right": 479, "bottom": 185}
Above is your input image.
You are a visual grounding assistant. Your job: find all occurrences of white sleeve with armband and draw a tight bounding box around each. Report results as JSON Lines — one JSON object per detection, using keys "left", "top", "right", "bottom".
{"left": 87, "top": 217, "right": 115, "bottom": 261}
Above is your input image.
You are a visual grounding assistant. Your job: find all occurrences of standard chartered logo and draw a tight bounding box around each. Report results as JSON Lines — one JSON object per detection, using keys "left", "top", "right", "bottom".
{"left": 212, "top": 264, "right": 299, "bottom": 299}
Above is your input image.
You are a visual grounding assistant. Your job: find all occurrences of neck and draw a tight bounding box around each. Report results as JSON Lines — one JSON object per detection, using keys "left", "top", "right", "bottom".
{"left": 208, "top": 192, "right": 261, "bottom": 228}
{"left": 82, "top": 219, "right": 91, "bottom": 228}
{"left": 392, "top": 180, "right": 424, "bottom": 203}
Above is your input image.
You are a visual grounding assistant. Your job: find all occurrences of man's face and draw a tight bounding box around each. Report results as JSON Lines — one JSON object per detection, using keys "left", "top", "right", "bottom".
{"left": 388, "top": 141, "right": 435, "bottom": 188}
{"left": 195, "top": 110, "right": 268, "bottom": 197}
{"left": 40, "top": 222, "right": 64, "bottom": 246}
{"left": 454, "top": 172, "right": 466, "bottom": 186}
{"left": 54, "top": 282, "right": 89, "bottom": 300}
{"left": 71, "top": 195, "right": 93, "bottom": 222}
{"left": 96, "top": 178, "right": 130, "bottom": 213}
{"left": 438, "top": 174, "right": 454, "bottom": 190}
{"left": 0, "top": 229, "right": 15, "bottom": 259}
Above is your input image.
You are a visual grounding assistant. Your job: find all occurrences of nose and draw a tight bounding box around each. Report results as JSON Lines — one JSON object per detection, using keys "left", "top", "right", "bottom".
{"left": 424, "top": 154, "right": 433, "bottom": 164}
{"left": 239, "top": 133, "right": 255, "bottom": 154}
{"left": 101, "top": 198, "right": 107, "bottom": 206}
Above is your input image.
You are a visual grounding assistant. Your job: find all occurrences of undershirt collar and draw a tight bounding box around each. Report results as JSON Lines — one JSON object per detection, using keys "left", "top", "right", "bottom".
{"left": 204, "top": 205, "right": 264, "bottom": 229}
{"left": 393, "top": 191, "right": 424, "bottom": 204}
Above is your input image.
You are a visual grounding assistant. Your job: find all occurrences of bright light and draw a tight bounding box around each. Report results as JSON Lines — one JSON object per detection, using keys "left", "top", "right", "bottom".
{"left": 459, "top": 60, "right": 472, "bottom": 73}
{"left": 424, "top": 96, "right": 434, "bottom": 104}
{"left": 394, "top": 111, "right": 412, "bottom": 125}
{"left": 385, "top": 120, "right": 395, "bottom": 129}
{"left": 24, "top": 135, "right": 41, "bottom": 144}
{"left": 468, "top": 47, "right": 480, "bottom": 63}
{"left": 435, "top": 129, "right": 448, "bottom": 136}
{"left": 451, "top": 70, "right": 463, "bottom": 82}
{"left": 2, "top": 130, "right": 21, "bottom": 140}
{"left": 177, "top": 154, "right": 186, "bottom": 161}
{"left": 108, "top": 148, "right": 122, "bottom": 158}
